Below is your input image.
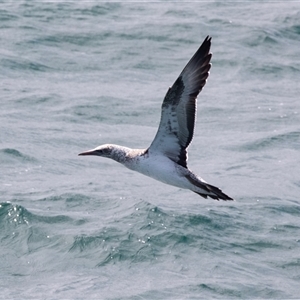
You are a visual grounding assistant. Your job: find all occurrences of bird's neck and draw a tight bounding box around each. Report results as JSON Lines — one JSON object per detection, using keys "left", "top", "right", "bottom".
{"left": 109, "top": 145, "right": 146, "bottom": 165}
{"left": 108, "top": 145, "right": 131, "bottom": 163}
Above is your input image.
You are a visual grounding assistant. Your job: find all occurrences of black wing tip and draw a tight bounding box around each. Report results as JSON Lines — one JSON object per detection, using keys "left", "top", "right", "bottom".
{"left": 212, "top": 194, "right": 235, "bottom": 201}
{"left": 201, "top": 35, "right": 212, "bottom": 50}
{"left": 194, "top": 191, "right": 234, "bottom": 201}
{"left": 193, "top": 180, "right": 234, "bottom": 201}
{"left": 205, "top": 35, "right": 212, "bottom": 43}
{"left": 207, "top": 183, "right": 234, "bottom": 201}
{"left": 187, "top": 175, "right": 233, "bottom": 201}
{"left": 183, "top": 35, "right": 212, "bottom": 75}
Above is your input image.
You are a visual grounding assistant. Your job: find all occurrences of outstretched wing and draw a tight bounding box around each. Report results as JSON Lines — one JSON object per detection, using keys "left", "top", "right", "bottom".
{"left": 149, "top": 36, "right": 212, "bottom": 168}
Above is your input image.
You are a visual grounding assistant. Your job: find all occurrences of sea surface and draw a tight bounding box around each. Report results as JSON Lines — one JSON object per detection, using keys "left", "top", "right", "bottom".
{"left": 1, "top": 2, "right": 300, "bottom": 299}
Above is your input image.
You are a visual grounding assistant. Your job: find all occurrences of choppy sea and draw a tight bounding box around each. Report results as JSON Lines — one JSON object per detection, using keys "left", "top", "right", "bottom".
{"left": 1, "top": 2, "right": 300, "bottom": 299}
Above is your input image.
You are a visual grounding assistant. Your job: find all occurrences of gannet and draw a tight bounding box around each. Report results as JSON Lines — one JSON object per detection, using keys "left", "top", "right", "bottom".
{"left": 79, "top": 36, "right": 233, "bottom": 200}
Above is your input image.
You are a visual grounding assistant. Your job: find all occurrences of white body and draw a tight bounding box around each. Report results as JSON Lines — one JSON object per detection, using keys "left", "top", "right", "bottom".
{"left": 123, "top": 151, "right": 203, "bottom": 192}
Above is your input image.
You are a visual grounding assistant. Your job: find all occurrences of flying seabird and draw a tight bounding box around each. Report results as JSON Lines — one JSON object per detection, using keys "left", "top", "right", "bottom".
{"left": 79, "top": 36, "right": 233, "bottom": 201}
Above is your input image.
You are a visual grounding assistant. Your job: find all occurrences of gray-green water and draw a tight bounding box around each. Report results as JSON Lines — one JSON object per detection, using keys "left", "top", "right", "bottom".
{"left": 1, "top": 2, "right": 300, "bottom": 299}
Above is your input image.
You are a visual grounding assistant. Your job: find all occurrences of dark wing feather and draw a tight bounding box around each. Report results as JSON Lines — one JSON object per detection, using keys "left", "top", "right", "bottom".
{"left": 149, "top": 36, "right": 212, "bottom": 168}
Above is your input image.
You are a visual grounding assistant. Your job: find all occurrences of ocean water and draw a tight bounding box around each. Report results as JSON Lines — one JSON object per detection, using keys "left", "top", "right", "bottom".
{"left": 1, "top": 2, "right": 300, "bottom": 299}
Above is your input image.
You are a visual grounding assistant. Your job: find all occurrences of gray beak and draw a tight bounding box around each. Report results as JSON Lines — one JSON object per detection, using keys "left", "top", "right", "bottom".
{"left": 78, "top": 149, "right": 97, "bottom": 156}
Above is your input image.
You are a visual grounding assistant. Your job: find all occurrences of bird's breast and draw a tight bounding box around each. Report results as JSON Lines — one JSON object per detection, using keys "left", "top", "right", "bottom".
{"left": 123, "top": 153, "right": 188, "bottom": 189}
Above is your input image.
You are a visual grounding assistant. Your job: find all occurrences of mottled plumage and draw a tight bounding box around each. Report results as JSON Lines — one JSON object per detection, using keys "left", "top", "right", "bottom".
{"left": 79, "top": 36, "right": 233, "bottom": 201}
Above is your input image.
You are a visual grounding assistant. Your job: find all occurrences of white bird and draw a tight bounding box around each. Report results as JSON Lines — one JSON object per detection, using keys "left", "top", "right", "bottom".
{"left": 79, "top": 36, "right": 233, "bottom": 201}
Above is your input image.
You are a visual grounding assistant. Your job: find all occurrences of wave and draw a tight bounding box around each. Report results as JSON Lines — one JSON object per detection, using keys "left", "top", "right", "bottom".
{"left": 238, "top": 131, "right": 300, "bottom": 152}
{"left": 0, "top": 148, "right": 38, "bottom": 164}
{"left": 67, "top": 201, "right": 237, "bottom": 266}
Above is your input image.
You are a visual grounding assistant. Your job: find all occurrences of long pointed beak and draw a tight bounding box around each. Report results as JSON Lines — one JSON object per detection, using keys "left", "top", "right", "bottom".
{"left": 78, "top": 149, "right": 97, "bottom": 156}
